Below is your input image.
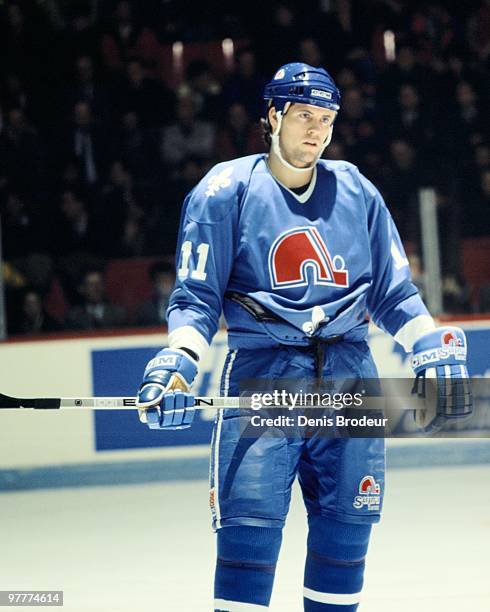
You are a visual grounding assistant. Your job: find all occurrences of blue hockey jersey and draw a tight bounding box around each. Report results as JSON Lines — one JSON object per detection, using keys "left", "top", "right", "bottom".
{"left": 167, "top": 154, "right": 431, "bottom": 352}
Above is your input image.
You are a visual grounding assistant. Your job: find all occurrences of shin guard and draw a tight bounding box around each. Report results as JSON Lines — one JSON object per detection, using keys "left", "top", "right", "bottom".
{"left": 214, "top": 526, "right": 282, "bottom": 611}
{"left": 303, "top": 515, "right": 372, "bottom": 611}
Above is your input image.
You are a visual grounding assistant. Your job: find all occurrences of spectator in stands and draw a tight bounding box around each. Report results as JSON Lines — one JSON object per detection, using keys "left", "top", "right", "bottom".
{"left": 304, "top": 0, "right": 375, "bottom": 75}
{"left": 335, "top": 67, "right": 359, "bottom": 91}
{"left": 298, "top": 37, "right": 323, "bottom": 68}
{"left": 378, "top": 44, "right": 433, "bottom": 113}
{"left": 58, "top": 157, "right": 89, "bottom": 199}
{"left": 324, "top": 141, "right": 347, "bottom": 162}
{"left": 101, "top": 0, "right": 161, "bottom": 75}
{"left": 388, "top": 83, "right": 433, "bottom": 150}
{"left": 1, "top": 73, "right": 31, "bottom": 117}
{"left": 71, "top": 55, "right": 97, "bottom": 105}
{"left": 60, "top": 3, "right": 100, "bottom": 70}
{"left": 136, "top": 261, "right": 175, "bottom": 326}
{"left": 116, "top": 58, "right": 175, "bottom": 127}
{"left": 0, "top": 107, "right": 41, "bottom": 189}
{"left": 253, "top": 3, "right": 298, "bottom": 75}
{"left": 1, "top": 2, "right": 37, "bottom": 77}
{"left": 442, "top": 274, "right": 472, "bottom": 314}
{"left": 221, "top": 48, "right": 267, "bottom": 120}
{"left": 467, "top": 0, "right": 490, "bottom": 62}
{"left": 60, "top": 101, "right": 109, "bottom": 185}
{"left": 409, "top": 3, "right": 461, "bottom": 60}
{"left": 0, "top": 190, "right": 37, "bottom": 259}
{"left": 334, "top": 86, "right": 378, "bottom": 165}
{"left": 382, "top": 139, "right": 424, "bottom": 244}
{"left": 96, "top": 160, "right": 146, "bottom": 257}
{"left": 440, "top": 81, "right": 487, "bottom": 161}
{"left": 65, "top": 269, "right": 127, "bottom": 330}
{"left": 147, "top": 156, "right": 206, "bottom": 256}
{"left": 161, "top": 95, "right": 215, "bottom": 168}
{"left": 179, "top": 60, "right": 222, "bottom": 122}
{"left": 455, "top": 81, "right": 487, "bottom": 144}
{"left": 461, "top": 168, "right": 490, "bottom": 238}
{"left": 456, "top": 141, "right": 490, "bottom": 214}
{"left": 0, "top": 0, "right": 488, "bottom": 335}
{"left": 334, "top": 87, "right": 365, "bottom": 147}
{"left": 52, "top": 189, "right": 95, "bottom": 256}
{"left": 474, "top": 142, "right": 490, "bottom": 171}
{"left": 14, "top": 288, "right": 62, "bottom": 335}
{"left": 12, "top": 253, "right": 55, "bottom": 297}
{"left": 438, "top": 45, "right": 479, "bottom": 98}
{"left": 114, "top": 111, "right": 160, "bottom": 181}
{"left": 64, "top": 55, "right": 109, "bottom": 123}
{"left": 215, "top": 103, "right": 264, "bottom": 161}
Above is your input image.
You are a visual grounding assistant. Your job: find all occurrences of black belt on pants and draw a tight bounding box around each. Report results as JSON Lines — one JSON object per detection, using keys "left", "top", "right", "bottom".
{"left": 297, "top": 335, "right": 344, "bottom": 380}
{"left": 225, "top": 290, "right": 344, "bottom": 379}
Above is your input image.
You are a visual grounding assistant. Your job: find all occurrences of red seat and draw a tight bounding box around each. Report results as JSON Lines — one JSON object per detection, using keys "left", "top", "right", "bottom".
{"left": 462, "top": 237, "right": 490, "bottom": 304}
{"left": 105, "top": 257, "right": 160, "bottom": 323}
{"left": 44, "top": 276, "right": 68, "bottom": 322}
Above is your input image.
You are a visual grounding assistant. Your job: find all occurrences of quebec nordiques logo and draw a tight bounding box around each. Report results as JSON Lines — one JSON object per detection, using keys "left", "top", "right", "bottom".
{"left": 441, "top": 330, "right": 464, "bottom": 349}
{"left": 268, "top": 227, "right": 349, "bottom": 290}
{"left": 353, "top": 475, "right": 381, "bottom": 511}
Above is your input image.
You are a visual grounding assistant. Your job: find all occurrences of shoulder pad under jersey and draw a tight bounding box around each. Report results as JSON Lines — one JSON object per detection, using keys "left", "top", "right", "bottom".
{"left": 184, "top": 154, "right": 264, "bottom": 224}
{"left": 320, "top": 159, "right": 381, "bottom": 203}
{"left": 318, "top": 158, "right": 359, "bottom": 173}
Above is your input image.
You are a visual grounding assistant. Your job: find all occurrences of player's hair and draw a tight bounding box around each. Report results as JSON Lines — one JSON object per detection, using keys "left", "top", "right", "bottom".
{"left": 260, "top": 118, "right": 272, "bottom": 147}
{"left": 260, "top": 101, "right": 274, "bottom": 147}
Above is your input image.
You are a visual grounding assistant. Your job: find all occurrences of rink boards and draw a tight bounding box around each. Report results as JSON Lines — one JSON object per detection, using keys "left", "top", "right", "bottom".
{"left": 0, "top": 322, "right": 489, "bottom": 488}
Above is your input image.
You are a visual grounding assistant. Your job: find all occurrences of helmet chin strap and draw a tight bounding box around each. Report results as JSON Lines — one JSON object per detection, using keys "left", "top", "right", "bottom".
{"left": 270, "top": 106, "right": 333, "bottom": 173}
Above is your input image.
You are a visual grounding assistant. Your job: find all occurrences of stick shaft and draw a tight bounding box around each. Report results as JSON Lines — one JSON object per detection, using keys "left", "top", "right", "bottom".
{"left": 0, "top": 394, "right": 238, "bottom": 410}
{"left": 0, "top": 393, "right": 412, "bottom": 411}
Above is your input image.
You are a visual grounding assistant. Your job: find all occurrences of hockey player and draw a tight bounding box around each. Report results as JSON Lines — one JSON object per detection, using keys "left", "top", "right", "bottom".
{"left": 137, "top": 63, "right": 472, "bottom": 611}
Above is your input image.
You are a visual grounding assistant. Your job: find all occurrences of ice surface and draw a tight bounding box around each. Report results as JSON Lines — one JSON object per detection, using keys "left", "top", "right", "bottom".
{"left": 1, "top": 465, "right": 489, "bottom": 611}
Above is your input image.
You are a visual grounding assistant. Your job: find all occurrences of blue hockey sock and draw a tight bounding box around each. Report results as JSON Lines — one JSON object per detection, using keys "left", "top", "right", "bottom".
{"left": 214, "top": 525, "right": 282, "bottom": 610}
{"left": 303, "top": 515, "right": 372, "bottom": 611}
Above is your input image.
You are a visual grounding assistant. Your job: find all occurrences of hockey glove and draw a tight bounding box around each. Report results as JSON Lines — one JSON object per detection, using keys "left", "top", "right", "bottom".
{"left": 137, "top": 348, "right": 198, "bottom": 430}
{"left": 411, "top": 326, "right": 472, "bottom": 434}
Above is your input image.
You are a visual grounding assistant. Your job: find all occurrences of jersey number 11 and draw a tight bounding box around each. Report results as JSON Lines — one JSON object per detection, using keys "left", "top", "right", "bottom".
{"left": 178, "top": 241, "right": 210, "bottom": 281}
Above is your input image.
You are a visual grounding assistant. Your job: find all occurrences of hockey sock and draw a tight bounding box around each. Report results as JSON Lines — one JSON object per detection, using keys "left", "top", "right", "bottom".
{"left": 303, "top": 515, "right": 372, "bottom": 611}
{"left": 214, "top": 525, "right": 282, "bottom": 611}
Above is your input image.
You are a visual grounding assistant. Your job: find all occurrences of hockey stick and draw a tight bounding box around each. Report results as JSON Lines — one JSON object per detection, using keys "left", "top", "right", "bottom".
{"left": 0, "top": 392, "right": 418, "bottom": 411}
{"left": 0, "top": 392, "right": 238, "bottom": 410}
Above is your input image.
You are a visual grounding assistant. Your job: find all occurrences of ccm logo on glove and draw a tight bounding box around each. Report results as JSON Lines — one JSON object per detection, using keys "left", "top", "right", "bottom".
{"left": 145, "top": 355, "right": 178, "bottom": 370}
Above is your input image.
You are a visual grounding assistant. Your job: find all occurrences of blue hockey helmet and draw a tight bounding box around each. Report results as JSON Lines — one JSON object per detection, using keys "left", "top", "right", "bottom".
{"left": 263, "top": 63, "right": 341, "bottom": 114}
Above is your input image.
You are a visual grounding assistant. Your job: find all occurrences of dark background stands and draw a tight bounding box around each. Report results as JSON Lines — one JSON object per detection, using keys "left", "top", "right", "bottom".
{"left": 1, "top": 0, "right": 489, "bottom": 337}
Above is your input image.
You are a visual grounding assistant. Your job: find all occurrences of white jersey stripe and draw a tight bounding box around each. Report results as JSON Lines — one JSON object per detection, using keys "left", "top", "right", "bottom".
{"left": 214, "top": 350, "right": 237, "bottom": 529}
{"left": 303, "top": 587, "right": 361, "bottom": 605}
{"left": 214, "top": 599, "right": 268, "bottom": 611}
{"left": 223, "top": 350, "right": 237, "bottom": 397}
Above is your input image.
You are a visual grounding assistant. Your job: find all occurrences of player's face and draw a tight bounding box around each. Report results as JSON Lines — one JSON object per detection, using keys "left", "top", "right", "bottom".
{"left": 279, "top": 104, "right": 337, "bottom": 167}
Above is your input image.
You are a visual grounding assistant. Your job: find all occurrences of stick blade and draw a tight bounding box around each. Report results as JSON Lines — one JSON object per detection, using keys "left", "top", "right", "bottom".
{"left": 0, "top": 393, "right": 23, "bottom": 408}
{"left": 0, "top": 393, "right": 60, "bottom": 409}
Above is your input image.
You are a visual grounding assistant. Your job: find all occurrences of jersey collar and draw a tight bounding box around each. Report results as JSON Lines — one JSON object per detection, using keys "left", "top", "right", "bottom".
{"left": 268, "top": 164, "right": 318, "bottom": 204}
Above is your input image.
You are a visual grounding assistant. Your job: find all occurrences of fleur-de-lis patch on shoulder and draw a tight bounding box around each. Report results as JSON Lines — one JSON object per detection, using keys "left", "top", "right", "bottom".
{"left": 205, "top": 166, "right": 234, "bottom": 197}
